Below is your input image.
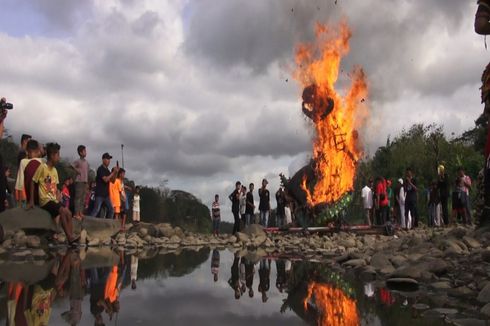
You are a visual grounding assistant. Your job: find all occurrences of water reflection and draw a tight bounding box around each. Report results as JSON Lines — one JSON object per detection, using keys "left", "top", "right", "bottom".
{"left": 0, "top": 248, "right": 449, "bottom": 325}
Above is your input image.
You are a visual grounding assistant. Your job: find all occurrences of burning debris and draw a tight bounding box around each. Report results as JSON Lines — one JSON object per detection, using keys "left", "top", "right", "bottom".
{"left": 284, "top": 21, "right": 368, "bottom": 225}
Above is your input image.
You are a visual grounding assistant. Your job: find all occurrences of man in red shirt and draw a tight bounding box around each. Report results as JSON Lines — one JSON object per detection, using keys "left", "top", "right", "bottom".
{"left": 375, "top": 176, "right": 389, "bottom": 225}
{"left": 24, "top": 140, "right": 43, "bottom": 205}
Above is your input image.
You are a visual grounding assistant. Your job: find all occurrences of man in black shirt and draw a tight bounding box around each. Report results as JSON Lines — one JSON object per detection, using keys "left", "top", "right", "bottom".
{"left": 245, "top": 183, "right": 255, "bottom": 226}
{"left": 437, "top": 165, "right": 449, "bottom": 225}
{"left": 404, "top": 168, "right": 418, "bottom": 228}
{"left": 276, "top": 187, "right": 286, "bottom": 228}
{"left": 0, "top": 103, "right": 8, "bottom": 213}
{"left": 90, "top": 153, "right": 118, "bottom": 218}
{"left": 258, "top": 179, "right": 270, "bottom": 227}
{"left": 229, "top": 181, "right": 241, "bottom": 234}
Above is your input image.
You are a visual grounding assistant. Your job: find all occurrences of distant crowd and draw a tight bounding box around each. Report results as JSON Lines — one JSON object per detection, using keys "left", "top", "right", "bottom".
{"left": 0, "top": 100, "right": 142, "bottom": 244}
{"left": 361, "top": 166, "right": 473, "bottom": 230}
{"left": 211, "top": 178, "right": 294, "bottom": 236}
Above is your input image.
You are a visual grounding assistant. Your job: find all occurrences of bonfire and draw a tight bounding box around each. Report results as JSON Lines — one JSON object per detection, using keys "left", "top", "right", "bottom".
{"left": 285, "top": 21, "right": 368, "bottom": 225}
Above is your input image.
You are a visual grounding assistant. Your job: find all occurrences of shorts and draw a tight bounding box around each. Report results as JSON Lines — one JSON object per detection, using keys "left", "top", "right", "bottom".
{"left": 114, "top": 206, "right": 121, "bottom": 214}
{"left": 41, "top": 201, "right": 62, "bottom": 218}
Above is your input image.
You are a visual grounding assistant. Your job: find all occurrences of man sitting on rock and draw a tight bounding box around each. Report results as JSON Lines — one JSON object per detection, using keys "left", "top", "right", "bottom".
{"left": 28, "top": 143, "right": 78, "bottom": 245}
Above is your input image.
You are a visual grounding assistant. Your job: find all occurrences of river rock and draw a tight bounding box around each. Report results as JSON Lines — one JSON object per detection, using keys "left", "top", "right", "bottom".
{"left": 88, "top": 238, "right": 100, "bottom": 247}
{"left": 253, "top": 234, "right": 267, "bottom": 246}
{"left": 169, "top": 235, "right": 181, "bottom": 244}
{"left": 31, "top": 249, "right": 47, "bottom": 259}
{"left": 448, "top": 226, "right": 467, "bottom": 239}
{"left": 481, "top": 250, "right": 490, "bottom": 262}
{"left": 386, "top": 278, "right": 419, "bottom": 291}
{"left": 339, "top": 238, "right": 357, "bottom": 248}
{"left": 370, "top": 252, "right": 392, "bottom": 270}
{"left": 14, "top": 231, "right": 27, "bottom": 247}
{"left": 11, "top": 250, "right": 32, "bottom": 260}
{"left": 390, "top": 266, "right": 423, "bottom": 279}
{"left": 242, "top": 224, "right": 266, "bottom": 238}
{"left": 412, "top": 303, "right": 430, "bottom": 310}
{"left": 431, "top": 281, "right": 452, "bottom": 290}
{"left": 430, "top": 308, "right": 458, "bottom": 315}
{"left": 480, "top": 303, "right": 490, "bottom": 317}
{"left": 2, "top": 239, "right": 13, "bottom": 249}
{"left": 78, "top": 229, "right": 87, "bottom": 246}
{"left": 421, "top": 258, "right": 448, "bottom": 275}
{"left": 450, "top": 319, "right": 485, "bottom": 326}
{"left": 26, "top": 235, "right": 41, "bottom": 248}
{"left": 343, "top": 259, "right": 366, "bottom": 268}
{"left": 174, "top": 227, "right": 184, "bottom": 238}
{"left": 462, "top": 236, "right": 481, "bottom": 249}
{"left": 158, "top": 224, "right": 175, "bottom": 238}
{"left": 138, "top": 228, "right": 148, "bottom": 237}
{"left": 477, "top": 283, "right": 490, "bottom": 303}
{"left": 390, "top": 255, "right": 407, "bottom": 268}
{"left": 448, "top": 286, "right": 475, "bottom": 299}
{"left": 236, "top": 232, "right": 249, "bottom": 243}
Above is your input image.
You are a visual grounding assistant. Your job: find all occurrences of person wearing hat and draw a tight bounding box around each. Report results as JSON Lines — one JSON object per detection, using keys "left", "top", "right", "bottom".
{"left": 258, "top": 178, "right": 270, "bottom": 227}
{"left": 90, "top": 153, "right": 119, "bottom": 218}
{"left": 437, "top": 164, "right": 449, "bottom": 226}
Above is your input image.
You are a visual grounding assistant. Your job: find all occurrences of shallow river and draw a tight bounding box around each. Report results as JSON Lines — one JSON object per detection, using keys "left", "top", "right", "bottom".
{"left": 0, "top": 248, "right": 462, "bottom": 325}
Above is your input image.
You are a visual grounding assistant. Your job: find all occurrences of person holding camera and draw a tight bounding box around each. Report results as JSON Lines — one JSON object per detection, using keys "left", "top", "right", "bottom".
{"left": 0, "top": 97, "right": 13, "bottom": 212}
{"left": 90, "top": 153, "right": 119, "bottom": 218}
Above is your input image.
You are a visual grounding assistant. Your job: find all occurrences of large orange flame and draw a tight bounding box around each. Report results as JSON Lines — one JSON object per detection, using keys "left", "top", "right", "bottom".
{"left": 294, "top": 21, "right": 368, "bottom": 207}
{"left": 303, "top": 281, "right": 359, "bottom": 326}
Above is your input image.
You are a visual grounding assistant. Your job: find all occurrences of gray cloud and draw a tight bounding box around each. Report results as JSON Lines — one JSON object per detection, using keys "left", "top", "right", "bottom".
{"left": 0, "top": 0, "right": 486, "bottom": 210}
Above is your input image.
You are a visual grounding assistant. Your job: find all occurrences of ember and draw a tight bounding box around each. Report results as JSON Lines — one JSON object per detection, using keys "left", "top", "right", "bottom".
{"left": 303, "top": 281, "right": 359, "bottom": 326}
{"left": 294, "top": 22, "right": 368, "bottom": 207}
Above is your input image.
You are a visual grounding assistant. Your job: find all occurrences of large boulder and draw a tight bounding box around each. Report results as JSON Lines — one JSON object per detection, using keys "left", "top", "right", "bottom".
{"left": 0, "top": 208, "right": 57, "bottom": 233}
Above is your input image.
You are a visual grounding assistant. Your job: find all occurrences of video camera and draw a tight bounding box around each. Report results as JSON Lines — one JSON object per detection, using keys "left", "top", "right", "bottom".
{"left": 0, "top": 98, "right": 13, "bottom": 110}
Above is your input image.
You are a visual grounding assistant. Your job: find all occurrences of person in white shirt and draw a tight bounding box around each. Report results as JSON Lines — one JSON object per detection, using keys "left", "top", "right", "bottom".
{"left": 396, "top": 178, "right": 409, "bottom": 229}
{"left": 361, "top": 179, "right": 374, "bottom": 225}
{"left": 132, "top": 186, "right": 141, "bottom": 223}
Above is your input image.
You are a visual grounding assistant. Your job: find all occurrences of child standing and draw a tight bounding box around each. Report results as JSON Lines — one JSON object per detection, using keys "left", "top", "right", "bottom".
{"left": 61, "top": 177, "right": 73, "bottom": 209}
{"left": 132, "top": 186, "right": 141, "bottom": 223}
{"left": 28, "top": 143, "right": 78, "bottom": 245}
{"left": 109, "top": 168, "right": 124, "bottom": 220}
{"left": 212, "top": 194, "right": 221, "bottom": 236}
{"left": 71, "top": 145, "right": 89, "bottom": 219}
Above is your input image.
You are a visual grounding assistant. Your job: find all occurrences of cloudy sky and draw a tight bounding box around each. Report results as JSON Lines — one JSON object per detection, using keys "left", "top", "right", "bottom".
{"left": 0, "top": 0, "right": 486, "bottom": 221}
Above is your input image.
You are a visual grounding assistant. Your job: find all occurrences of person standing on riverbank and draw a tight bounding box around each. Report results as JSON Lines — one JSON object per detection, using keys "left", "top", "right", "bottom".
{"left": 132, "top": 186, "right": 141, "bottom": 224}
{"left": 72, "top": 145, "right": 89, "bottom": 220}
{"left": 24, "top": 140, "right": 42, "bottom": 206}
{"left": 276, "top": 187, "right": 286, "bottom": 228}
{"left": 404, "top": 168, "right": 418, "bottom": 228}
{"left": 90, "top": 153, "right": 118, "bottom": 219}
{"left": 458, "top": 167, "right": 473, "bottom": 225}
{"left": 438, "top": 165, "right": 449, "bottom": 226}
{"left": 109, "top": 168, "right": 124, "bottom": 221}
{"left": 258, "top": 179, "right": 270, "bottom": 227}
{"left": 239, "top": 185, "right": 247, "bottom": 227}
{"left": 375, "top": 177, "right": 389, "bottom": 225}
{"left": 229, "top": 182, "right": 241, "bottom": 234}
{"left": 361, "top": 179, "right": 373, "bottom": 226}
{"left": 245, "top": 183, "right": 255, "bottom": 226}
{"left": 211, "top": 194, "right": 221, "bottom": 236}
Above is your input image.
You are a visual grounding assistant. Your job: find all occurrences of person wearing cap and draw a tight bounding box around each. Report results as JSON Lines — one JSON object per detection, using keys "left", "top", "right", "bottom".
{"left": 258, "top": 179, "right": 271, "bottom": 227}
{"left": 437, "top": 164, "right": 449, "bottom": 226}
{"left": 90, "top": 153, "right": 119, "bottom": 218}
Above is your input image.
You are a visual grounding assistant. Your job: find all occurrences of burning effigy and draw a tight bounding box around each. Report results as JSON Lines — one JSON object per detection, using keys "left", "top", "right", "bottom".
{"left": 283, "top": 21, "right": 368, "bottom": 225}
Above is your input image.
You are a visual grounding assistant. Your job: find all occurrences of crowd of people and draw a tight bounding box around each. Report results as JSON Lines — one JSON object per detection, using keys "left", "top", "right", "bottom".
{"left": 0, "top": 99, "right": 142, "bottom": 244}
{"left": 361, "top": 166, "right": 473, "bottom": 230}
{"left": 211, "top": 178, "right": 294, "bottom": 235}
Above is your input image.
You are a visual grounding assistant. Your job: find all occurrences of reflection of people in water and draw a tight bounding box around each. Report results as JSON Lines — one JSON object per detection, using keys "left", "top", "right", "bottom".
{"left": 275, "top": 260, "right": 286, "bottom": 293}
{"left": 258, "top": 259, "right": 270, "bottom": 303}
{"left": 239, "top": 258, "right": 246, "bottom": 295}
{"left": 101, "top": 252, "right": 128, "bottom": 321}
{"left": 131, "top": 255, "right": 139, "bottom": 290}
{"left": 228, "top": 254, "right": 241, "bottom": 299}
{"left": 60, "top": 250, "right": 86, "bottom": 325}
{"left": 364, "top": 282, "right": 375, "bottom": 298}
{"left": 90, "top": 267, "right": 109, "bottom": 326}
{"left": 379, "top": 288, "right": 395, "bottom": 305}
{"left": 7, "top": 250, "right": 86, "bottom": 326}
{"left": 211, "top": 249, "right": 220, "bottom": 282}
{"left": 244, "top": 258, "right": 255, "bottom": 298}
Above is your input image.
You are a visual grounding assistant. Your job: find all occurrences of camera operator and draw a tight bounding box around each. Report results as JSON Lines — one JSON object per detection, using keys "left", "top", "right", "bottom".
{"left": 0, "top": 97, "right": 11, "bottom": 212}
